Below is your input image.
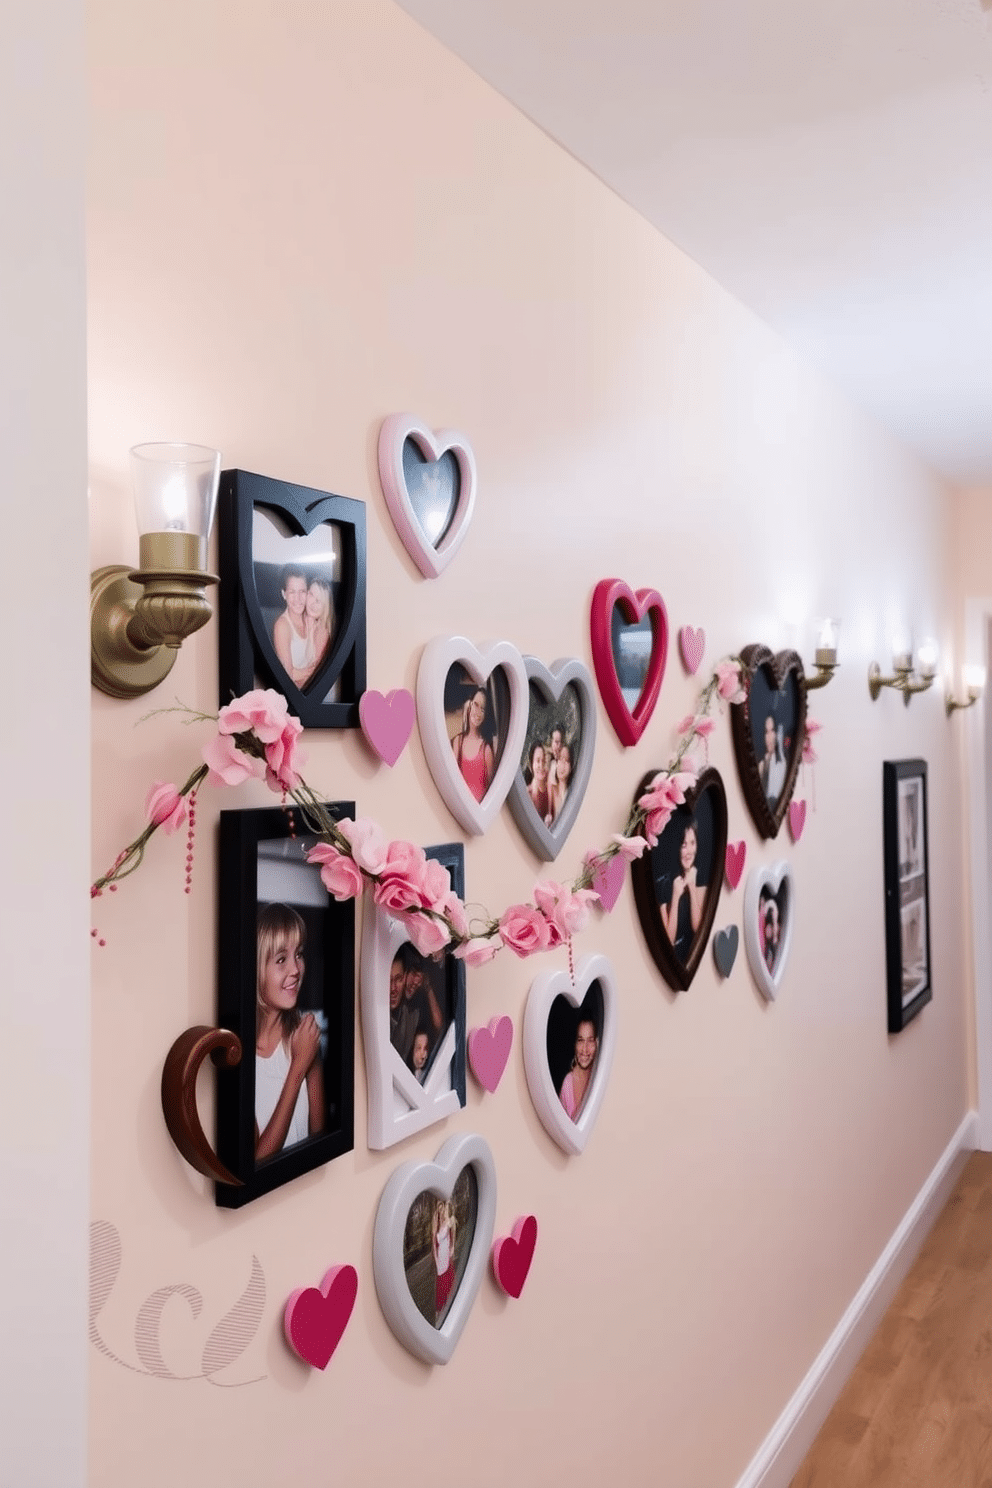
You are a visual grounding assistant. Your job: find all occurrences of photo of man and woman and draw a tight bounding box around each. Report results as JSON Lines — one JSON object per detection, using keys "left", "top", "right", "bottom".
{"left": 254, "top": 835, "right": 334, "bottom": 1163}
{"left": 649, "top": 795, "right": 716, "bottom": 965}
{"left": 388, "top": 941, "right": 454, "bottom": 1084}
{"left": 545, "top": 981, "right": 604, "bottom": 1126}
{"left": 444, "top": 663, "right": 510, "bottom": 804}
{"left": 748, "top": 668, "right": 800, "bottom": 811}
{"left": 402, "top": 1168, "right": 478, "bottom": 1329}
{"left": 252, "top": 507, "right": 341, "bottom": 698}
{"left": 519, "top": 681, "right": 583, "bottom": 830}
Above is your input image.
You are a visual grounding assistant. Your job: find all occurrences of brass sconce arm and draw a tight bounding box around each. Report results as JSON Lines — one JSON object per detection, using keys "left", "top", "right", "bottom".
{"left": 946, "top": 686, "right": 983, "bottom": 716}
{"left": 806, "top": 654, "right": 839, "bottom": 691}
{"left": 867, "top": 660, "right": 935, "bottom": 705}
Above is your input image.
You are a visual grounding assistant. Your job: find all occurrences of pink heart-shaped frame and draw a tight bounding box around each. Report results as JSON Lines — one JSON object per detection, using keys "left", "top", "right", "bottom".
{"left": 679, "top": 625, "right": 705, "bottom": 675}
{"left": 284, "top": 1264, "right": 358, "bottom": 1370}
{"left": 590, "top": 578, "right": 668, "bottom": 747}
{"left": 789, "top": 799, "right": 807, "bottom": 842}
{"left": 468, "top": 1016, "right": 514, "bottom": 1094}
{"left": 492, "top": 1216, "right": 538, "bottom": 1299}
{"left": 359, "top": 688, "right": 415, "bottom": 767}
{"left": 378, "top": 414, "right": 477, "bottom": 579}
{"left": 725, "top": 841, "right": 747, "bottom": 890}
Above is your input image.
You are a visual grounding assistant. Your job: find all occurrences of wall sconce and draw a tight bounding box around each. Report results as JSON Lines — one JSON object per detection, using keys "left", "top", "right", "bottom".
{"left": 91, "top": 443, "right": 221, "bottom": 700}
{"left": 806, "top": 617, "right": 841, "bottom": 691}
{"left": 868, "top": 638, "right": 938, "bottom": 704}
{"left": 946, "top": 664, "right": 986, "bottom": 716}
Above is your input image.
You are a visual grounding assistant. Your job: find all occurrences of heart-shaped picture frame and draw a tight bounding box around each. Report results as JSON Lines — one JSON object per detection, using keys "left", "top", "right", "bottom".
{"left": 506, "top": 656, "right": 597, "bottom": 861}
{"left": 372, "top": 1132, "right": 497, "bottom": 1366}
{"left": 218, "top": 469, "right": 367, "bottom": 730}
{"left": 730, "top": 645, "right": 807, "bottom": 839}
{"left": 589, "top": 578, "right": 669, "bottom": 747}
{"left": 630, "top": 767, "right": 729, "bottom": 993}
{"left": 522, "top": 954, "right": 617, "bottom": 1157}
{"left": 378, "top": 414, "right": 477, "bottom": 580}
{"left": 742, "top": 861, "right": 795, "bottom": 1000}
{"left": 417, "top": 636, "right": 529, "bottom": 836}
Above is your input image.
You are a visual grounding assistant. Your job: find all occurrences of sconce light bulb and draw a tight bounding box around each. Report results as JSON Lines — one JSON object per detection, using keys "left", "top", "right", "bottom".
{"left": 964, "top": 663, "right": 986, "bottom": 692}
{"left": 917, "top": 640, "right": 938, "bottom": 679}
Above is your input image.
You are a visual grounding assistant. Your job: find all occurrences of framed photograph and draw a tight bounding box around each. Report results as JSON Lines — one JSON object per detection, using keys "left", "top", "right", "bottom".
{"left": 218, "top": 468, "right": 367, "bottom": 729}
{"left": 883, "top": 759, "right": 932, "bottom": 1031}
{"left": 215, "top": 806, "right": 355, "bottom": 1207}
{"left": 372, "top": 1133, "right": 497, "bottom": 1365}
{"left": 361, "top": 843, "right": 467, "bottom": 1150}
{"left": 630, "top": 767, "right": 728, "bottom": 992}
{"left": 742, "top": 862, "right": 795, "bottom": 1001}
{"left": 730, "top": 644, "right": 807, "bottom": 839}
{"left": 506, "top": 656, "right": 597, "bottom": 861}
{"left": 589, "top": 577, "right": 668, "bottom": 746}
{"left": 522, "top": 955, "right": 617, "bottom": 1156}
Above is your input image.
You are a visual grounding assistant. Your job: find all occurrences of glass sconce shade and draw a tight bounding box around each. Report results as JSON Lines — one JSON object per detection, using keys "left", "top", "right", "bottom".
{"left": 130, "top": 442, "right": 221, "bottom": 539}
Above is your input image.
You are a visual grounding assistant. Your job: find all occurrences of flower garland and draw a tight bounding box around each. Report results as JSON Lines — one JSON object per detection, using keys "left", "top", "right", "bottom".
{"left": 91, "top": 661, "right": 750, "bottom": 963}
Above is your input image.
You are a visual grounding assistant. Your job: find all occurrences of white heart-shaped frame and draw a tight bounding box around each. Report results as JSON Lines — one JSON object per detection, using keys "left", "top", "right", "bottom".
{"left": 743, "top": 861, "right": 795, "bottom": 1001}
{"left": 507, "top": 655, "right": 597, "bottom": 862}
{"left": 378, "top": 414, "right": 477, "bottom": 579}
{"left": 522, "top": 954, "right": 618, "bottom": 1156}
{"left": 372, "top": 1133, "right": 497, "bottom": 1366}
{"left": 417, "top": 636, "right": 529, "bottom": 836}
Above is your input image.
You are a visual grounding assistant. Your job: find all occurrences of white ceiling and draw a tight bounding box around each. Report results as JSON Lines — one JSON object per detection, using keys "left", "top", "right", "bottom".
{"left": 397, "top": 0, "right": 992, "bottom": 485}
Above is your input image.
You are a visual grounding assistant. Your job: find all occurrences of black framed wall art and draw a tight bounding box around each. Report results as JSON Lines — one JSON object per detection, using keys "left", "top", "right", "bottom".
{"left": 883, "top": 759, "right": 932, "bottom": 1032}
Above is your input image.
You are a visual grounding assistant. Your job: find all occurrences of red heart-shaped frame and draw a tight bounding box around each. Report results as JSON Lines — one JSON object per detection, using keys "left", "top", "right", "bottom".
{"left": 590, "top": 578, "right": 669, "bottom": 747}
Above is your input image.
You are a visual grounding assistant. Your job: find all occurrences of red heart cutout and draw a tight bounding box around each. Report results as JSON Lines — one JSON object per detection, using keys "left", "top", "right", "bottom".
{"left": 284, "top": 1264, "right": 358, "bottom": 1370}
{"left": 590, "top": 579, "right": 669, "bottom": 746}
{"left": 725, "top": 841, "right": 746, "bottom": 890}
{"left": 491, "top": 1215, "right": 538, "bottom": 1299}
{"left": 679, "top": 625, "right": 705, "bottom": 675}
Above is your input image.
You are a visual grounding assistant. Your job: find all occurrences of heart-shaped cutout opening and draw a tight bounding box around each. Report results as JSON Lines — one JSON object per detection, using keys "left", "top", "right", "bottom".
{"left": 378, "top": 415, "right": 477, "bottom": 579}
{"left": 731, "top": 646, "right": 807, "bottom": 839}
{"left": 444, "top": 661, "right": 511, "bottom": 804}
{"left": 630, "top": 767, "right": 728, "bottom": 992}
{"left": 522, "top": 954, "right": 618, "bottom": 1156}
{"left": 402, "top": 438, "right": 460, "bottom": 549}
{"left": 507, "top": 658, "right": 597, "bottom": 862}
{"left": 589, "top": 579, "right": 669, "bottom": 747}
{"left": 250, "top": 506, "right": 345, "bottom": 703}
{"left": 742, "top": 862, "right": 795, "bottom": 1001}
{"left": 546, "top": 981, "right": 603, "bottom": 1126}
{"left": 403, "top": 1166, "right": 478, "bottom": 1331}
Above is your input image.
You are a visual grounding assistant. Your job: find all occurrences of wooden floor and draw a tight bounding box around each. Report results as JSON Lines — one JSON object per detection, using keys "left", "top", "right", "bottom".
{"left": 791, "top": 1151, "right": 992, "bottom": 1488}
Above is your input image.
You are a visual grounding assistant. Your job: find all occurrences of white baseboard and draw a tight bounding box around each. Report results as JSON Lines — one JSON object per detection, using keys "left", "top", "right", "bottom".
{"left": 733, "top": 1109, "right": 979, "bottom": 1488}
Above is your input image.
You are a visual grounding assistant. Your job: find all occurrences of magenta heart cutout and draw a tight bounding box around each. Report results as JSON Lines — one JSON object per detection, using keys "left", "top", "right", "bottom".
{"left": 284, "top": 1264, "right": 358, "bottom": 1370}
{"left": 725, "top": 841, "right": 746, "bottom": 890}
{"left": 679, "top": 625, "right": 705, "bottom": 675}
{"left": 491, "top": 1215, "right": 538, "bottom": 1299}
{"left": 591, "top": 853, "right": 626, "bottom": 912}
{"left": 789, "top": 800, "right": 807, "bottom": 842}
{"left": 468, "top": 1016, "right": 514, "bottom": 1093}
{"left": 358, "top": 688, "right": 415, "bottom": 767}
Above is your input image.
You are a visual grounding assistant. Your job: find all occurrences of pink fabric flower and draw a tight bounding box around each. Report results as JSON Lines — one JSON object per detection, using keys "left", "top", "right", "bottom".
{"left": 145, "top": 782, "right": 187, "bottom": 836}
{"left": 802, "top": 718, "right": 822, "bottom": 765}
{"left": 608, "top": 833, "right": 649, "bottom": 862}
{"left": 399, "top": 910, "right": 452, "bottom": 958}
{"left": 307, "top": 843, "right": 364, "bottom": 901}
{"left": 453, "top": 937, "right": 500, "bottom": 967}
{"left": 421, "top": 856, "right": 452, "bottom": 906}
{"left": 433, "top": 889, "right": 469, "bottom": 940}
{"left": 216, "top": 688, "right": 305, "bottom": 792}
{"left": 715, "top": 660, "right": 746, "bottom": 705}
{"left": 262, "top": 714, "right": 305, "bottom": 792}
{"left": 498, "top": 903, "right": 554, "bottom": 958}
{"left": 338, "top": 817, "right": 388, "bottom": 875}
{"left": 638, "top": 770, "right": 697, "bottom": 847}
{"left": 372, "top": 840, "right": 430, "bottom": 914}
{"left": 203, "top": 732, "right": 266, "bottom": 788}
{"left": 534, "top": 880, "right": 599, "bottom": 940}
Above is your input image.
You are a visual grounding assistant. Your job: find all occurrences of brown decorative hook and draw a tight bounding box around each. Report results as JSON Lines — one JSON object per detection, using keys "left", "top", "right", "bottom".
{"left": 161, "top": 1026, "right": 243, "bottom": 1186}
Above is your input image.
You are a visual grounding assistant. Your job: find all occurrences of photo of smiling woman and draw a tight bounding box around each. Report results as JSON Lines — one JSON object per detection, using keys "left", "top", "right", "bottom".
{"left": 255, "top": 902, "right": 326, "bottom": 1160}
{"left": 650, "top": 797, "right": 715, "bottom": 965}
{"left": 545, "top": 981, "right": 605, "bottom": 1127}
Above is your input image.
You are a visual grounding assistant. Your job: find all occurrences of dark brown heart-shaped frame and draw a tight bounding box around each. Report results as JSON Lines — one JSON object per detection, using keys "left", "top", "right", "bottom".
{"left": 631, "top": 766, "right": 728, "bottom": 992}
{"left": 730, "top": 645, "right": 807, "bottom": 840}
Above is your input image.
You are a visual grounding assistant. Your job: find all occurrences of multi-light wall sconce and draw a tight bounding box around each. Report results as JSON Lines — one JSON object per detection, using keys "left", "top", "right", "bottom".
{"left": 868, "top": 639, "right": 939, "bottom": 705}
{"left": 91, "top": 443, "right": 221, "bottom": 700}
{"left": 806, "top": 618, "right": 840, "bottom": 691}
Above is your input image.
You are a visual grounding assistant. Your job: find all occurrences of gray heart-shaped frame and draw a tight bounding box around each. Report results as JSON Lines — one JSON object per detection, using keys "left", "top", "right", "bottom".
{"left": 372, "top": 1133, "right": 497, "bottom": 1366}
{"left": 506, "top": 656, "right": 597, "bottom": 862}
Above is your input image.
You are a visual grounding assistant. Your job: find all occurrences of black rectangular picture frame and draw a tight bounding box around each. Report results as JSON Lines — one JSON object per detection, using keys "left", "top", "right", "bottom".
{"left": 882, "top": 758, "right": 933, "bottom": 1033}
{"left": 218, "top": 468, "right": 367, "bottom": 728}
{"left": 215, "top": 804, "right": 355, "bottom": 1207}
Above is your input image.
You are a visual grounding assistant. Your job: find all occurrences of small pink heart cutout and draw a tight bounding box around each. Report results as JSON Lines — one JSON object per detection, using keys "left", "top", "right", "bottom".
{"left": 679, "top": 625, "right": 705, "bottom": 675}
{"left": 591, "top": 853, "right": 626, "bottom": 912}
{"left": 284, "top": 1264, "right": 358, "bottom": 1370}
{"left": 725, "top": 841, "right": 746, "bottom": 890}
{"left": 492, "top": 1216, "right": 538, "bottom": 1299}
{"left": 789, "top": 800, "right": 807, "bottom": 843}
{"left": 468, "top": 1016, "right": 513, "bottom": 1093}
{"left": 359, "top": 689, "right": 415, "bottom": 767}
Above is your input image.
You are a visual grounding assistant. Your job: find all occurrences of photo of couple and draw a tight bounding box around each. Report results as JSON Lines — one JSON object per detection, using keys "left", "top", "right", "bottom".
{"left": 388, "top": 941, "right": 454, "bottom": 1086}
{"left": 252, "top": 507, "right": 341, "bottom": 696}
{"left": 747, "top": 667, "right": 800, "bottom": 811}
{"left": 519, "top": 682, "right": 582, "bottom": 831}
{"left": 402, "top": 1169, "right": 478, "bottom": 1330}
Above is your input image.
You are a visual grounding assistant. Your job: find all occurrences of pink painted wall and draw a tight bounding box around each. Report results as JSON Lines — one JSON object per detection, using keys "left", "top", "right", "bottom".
{"left": 88, "top": 4, "right": 971, "bottom": 1485}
